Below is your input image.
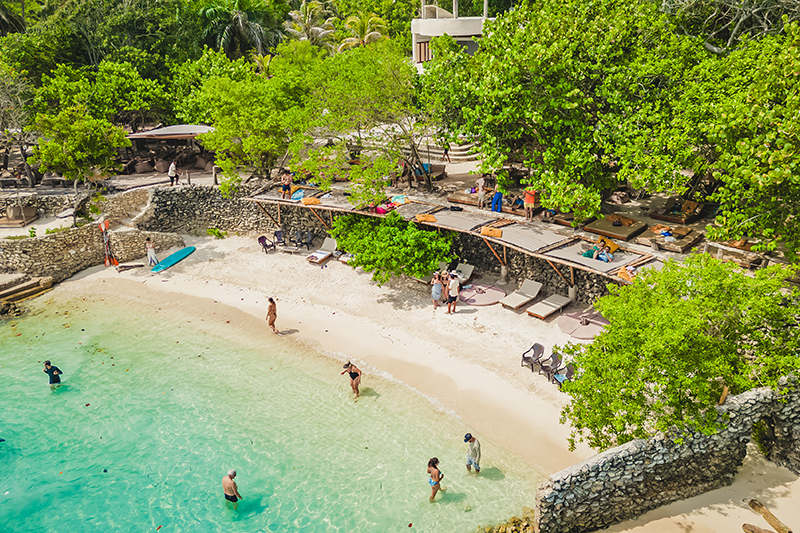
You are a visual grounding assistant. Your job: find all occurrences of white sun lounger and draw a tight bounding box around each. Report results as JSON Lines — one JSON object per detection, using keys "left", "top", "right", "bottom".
{"left": 453, "top": 262, "right": 474, "bottom": 284}
{"left": 527, "top": 294, "right": 572, "bottom": 320}
{"left": 500, "top": 279, "right": 543, "bottom": 310}
{"left": 307, "top": 237, "right": 337, "bottom": 264}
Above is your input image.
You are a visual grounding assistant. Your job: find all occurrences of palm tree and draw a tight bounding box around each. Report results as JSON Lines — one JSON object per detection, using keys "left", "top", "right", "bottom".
{"left": 337, "top": 12, "right": 386, "bottom": 52}
{"left": 199, "top": 0, "right": 275, "bottom": 59}
{"left": 283, "top": 0, "right": 335, "bottom": 51}
{"left": 0, "top": 3, "right": 24, "bottom": 36}
{"left": 251, "top": 51, "right": 273, "bottom": 77}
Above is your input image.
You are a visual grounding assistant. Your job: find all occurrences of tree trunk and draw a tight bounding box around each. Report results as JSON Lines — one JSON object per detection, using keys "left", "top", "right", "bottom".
{"left": 409, "top": 144, "right": 433, "bottom": 192}
{"left": 18, "top": 141, "right": 33, "bottom": 187}
{"left": 748, "top": 500, "right": 792, "bottom": 533}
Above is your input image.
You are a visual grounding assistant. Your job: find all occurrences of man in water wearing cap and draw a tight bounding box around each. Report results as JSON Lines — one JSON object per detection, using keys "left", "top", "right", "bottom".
{"left": 464, "top": 433, "right": 481, "bottom": 475}
{"left": 222, "top": 469, "right": 243, "bottom": 509}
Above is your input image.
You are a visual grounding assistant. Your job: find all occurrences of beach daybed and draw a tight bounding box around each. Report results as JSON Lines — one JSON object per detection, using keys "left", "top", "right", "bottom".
{"left": 500, "top": 279, "right": 543, "bottom": 310}
{"left": 307, "top": 237, "right": 337, "bottom": 264}
{"left": 634, "top": 225, "right": 704, "bottom": 253}
{"left": 527, "top": 294, "right": 573, "bottom": 320}
{"left": 650, "top": 197, "right": 705, "bottom": 224}
{"left": 583, "top": 214, "right": 647, "bottom": 241}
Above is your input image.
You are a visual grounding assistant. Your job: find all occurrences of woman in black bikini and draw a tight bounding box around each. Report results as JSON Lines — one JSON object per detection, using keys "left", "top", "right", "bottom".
{"left": 341, "top": 362, "right": 362, "bottom": 398}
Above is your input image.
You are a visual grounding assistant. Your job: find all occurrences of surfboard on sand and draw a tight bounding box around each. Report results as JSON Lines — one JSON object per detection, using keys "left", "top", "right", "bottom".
{"left": 151, "top": 246, "right": 196, "bottom": 273}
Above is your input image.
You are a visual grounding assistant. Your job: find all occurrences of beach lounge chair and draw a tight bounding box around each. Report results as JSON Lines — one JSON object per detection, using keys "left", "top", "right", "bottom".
{"left": 417, "top": 261, "right": 449, "bottom": 284}
{"left": 307, "top": 237, "right": 337, "bottom": 264}
{"left": 553, "top": 364, "right": 575, "bottom": 388}
{"left": 527, "top": 294, "right": 572, "bottom": 320}
{"left": 258, "top": 235, "right": 276, "bottom": 254}
{"left": 500, "top": 279, "right": 543, "bottom": 310}
{"left": 521, "top": 343, "right": 545, "bottom": 372}
{"left": 539, "top": 353, "right": 562, "bottom": 382}
{"left": 453, "top": 262, "right": 474, "bottom": 284}
{"left": 278, "top": 230, "right": 300, "bottom": 253}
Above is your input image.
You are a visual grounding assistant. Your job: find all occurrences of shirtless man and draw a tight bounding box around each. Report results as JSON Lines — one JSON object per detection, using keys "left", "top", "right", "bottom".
{"left": 222, "top": 469, "right": 243, "bottom": 509}
{"left": 281, "top": 170, "right": 292, "bottom": 199}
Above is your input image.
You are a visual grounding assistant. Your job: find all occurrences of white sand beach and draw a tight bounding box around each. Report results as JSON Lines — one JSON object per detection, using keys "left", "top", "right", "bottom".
{"left": 52, "top": 235, "right": 800, "bottom": 532}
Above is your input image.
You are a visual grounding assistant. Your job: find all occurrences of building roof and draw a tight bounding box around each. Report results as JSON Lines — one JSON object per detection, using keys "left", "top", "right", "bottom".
{"left": 127, "top": 124, "right": 213, "bottom": 140}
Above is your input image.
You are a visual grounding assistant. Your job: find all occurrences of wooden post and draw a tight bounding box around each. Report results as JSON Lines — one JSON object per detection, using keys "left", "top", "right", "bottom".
{"left": 482, "top": 237, "right": 505, "bottom": 266}
{"left": 546, "top": 259, "right": 571, "bottom": 287}
{"left": 718, "top": 385, "right": 729, "bottom": 405}
{"left": 570, "top": 266, "right": 575, "bottom": 286}
{"left": 503, "top": 245, "right": 507, "bottom": 266}
{"left": 748, "top": 500, "right": 792, "bottom": 533}
{"left": 255, "top": 202, "right": 279, "bottom": 227}
{"left": 743, "top": 524, "right": 778, "bottom": 533}
{"left": 309, "top": 207, "right": 331, "bottom": 231}
{"left": 277, "top": 204, "right": 281, "bottom": 227}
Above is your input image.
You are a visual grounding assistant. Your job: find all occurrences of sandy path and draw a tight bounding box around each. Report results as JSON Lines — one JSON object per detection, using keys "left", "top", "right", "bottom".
{"left": 54, "top": 235, "right": 799, "bottom": 532}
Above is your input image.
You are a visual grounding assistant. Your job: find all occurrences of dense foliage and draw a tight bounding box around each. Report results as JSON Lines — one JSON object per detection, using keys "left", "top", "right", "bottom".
{"left": 558, "top": 255, "right": 800, "bottom": 451}
{"left": 330, "top": 212, "right": 454, "bottom": 285}
{"left": 423, "top": 0, "right": 800, "bottom": 259}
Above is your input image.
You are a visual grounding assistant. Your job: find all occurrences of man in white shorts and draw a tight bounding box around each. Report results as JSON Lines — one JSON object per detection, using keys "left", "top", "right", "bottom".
{"left": 464, "top": 433, "right": 481, "bottom": 474}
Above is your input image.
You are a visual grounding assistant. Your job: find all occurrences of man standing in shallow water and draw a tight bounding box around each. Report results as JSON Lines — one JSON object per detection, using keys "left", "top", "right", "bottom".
{"left": 464, "top": 433, "right": 481, "bottom": 475}
{"left": 222, "top": 469, "right": 243, "bottom": 509}
{"left": 43, "top": 361, "right": 62, "bottom": 389}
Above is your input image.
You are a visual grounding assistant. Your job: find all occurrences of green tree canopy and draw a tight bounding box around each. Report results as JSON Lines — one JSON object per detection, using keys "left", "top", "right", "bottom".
{"left": 337, "top": 11, "right": 386, "bottom": 52}
{"left": 331, "top": 212, "right": 454, "bottom": 285}
{"left": 559, "top": 255, "right": 800, "bottom": 452}
{"left": 29, "top": 105, "right": 130, "bottom": 188}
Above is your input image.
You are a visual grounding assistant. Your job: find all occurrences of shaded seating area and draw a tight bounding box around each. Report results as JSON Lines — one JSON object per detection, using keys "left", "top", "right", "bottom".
{"left": 307, "top": 237, "right": 337, "bottom": 264}
{"left": 499, "top": 279, "right": 543, "bottom": 310}
{"left": 649, "top": 197, "right": 705, "bottom": 224}
{"left": 583, "top": 214, "right": 648, "bottom": 241}
{"left": 634, "top": 224, "right": 704, "bottom": 253}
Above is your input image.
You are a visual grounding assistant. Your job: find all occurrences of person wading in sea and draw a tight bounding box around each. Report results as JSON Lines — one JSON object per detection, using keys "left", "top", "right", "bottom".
{"left": 341, "top": 362, "right": 362, "bottom": 398}
{"left": 427, "top": 457, "right": 446, "bottom": 502}
{"left": 222, "top": 469, "right": 243, "bottom": 509}
{"left": 43, "top": 360, "right": 62, "bottom": 389}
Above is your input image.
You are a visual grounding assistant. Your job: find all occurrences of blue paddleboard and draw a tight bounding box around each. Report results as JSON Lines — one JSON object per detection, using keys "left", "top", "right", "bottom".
{"left": 151, "top": 246, "right": 196, "bottom": 273}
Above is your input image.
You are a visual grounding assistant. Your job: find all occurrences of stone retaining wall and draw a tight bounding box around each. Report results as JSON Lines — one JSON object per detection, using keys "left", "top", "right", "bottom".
{"left": 96, "top": 188, "right": 150, "bottom": 226}
{"left": 2, "top": 193, "right": 75, "bottom": 217}
{"left": 534, "top": 377, "right": 800, "bottom": 533}
{"left": 0, "top": 224, "right": 183, "bottom": 282}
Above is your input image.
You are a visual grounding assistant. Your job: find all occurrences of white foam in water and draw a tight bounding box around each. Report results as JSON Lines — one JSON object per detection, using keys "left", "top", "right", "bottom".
{"left": 0, "top": 296, "right": 541, "bottom": 532}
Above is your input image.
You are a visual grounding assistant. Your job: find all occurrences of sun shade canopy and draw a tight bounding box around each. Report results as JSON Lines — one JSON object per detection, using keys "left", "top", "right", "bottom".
{"left": 127, "top": 124, "right": 213, "bottom": 140}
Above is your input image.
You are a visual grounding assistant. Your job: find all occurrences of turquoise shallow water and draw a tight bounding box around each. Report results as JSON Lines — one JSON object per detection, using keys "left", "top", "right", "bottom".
{"left": 0, "top": 293, "right": 540, "bottom": 532}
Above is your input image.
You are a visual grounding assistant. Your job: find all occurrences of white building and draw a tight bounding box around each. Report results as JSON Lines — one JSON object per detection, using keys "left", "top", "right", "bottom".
{"left": 411, "top": 0, "right": 490, "bottom": 70}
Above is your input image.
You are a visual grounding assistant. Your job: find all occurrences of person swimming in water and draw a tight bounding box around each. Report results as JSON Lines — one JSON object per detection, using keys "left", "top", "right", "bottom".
{"left": 341, "top": 362, "right": 362, "bottom": 398}
{"left": 222, "top": 469, "right": 243, "bottom": 509}
{"left": 427, "top": 457, "right": 446, "bottom": 502}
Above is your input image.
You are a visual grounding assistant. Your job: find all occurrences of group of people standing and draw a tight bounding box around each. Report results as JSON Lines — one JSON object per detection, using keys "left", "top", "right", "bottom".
{"left": 427, "top": 433, "right": 481, "bottom": 502}
{"left": 430, "top": 271, "right": 461, "bottom": 313}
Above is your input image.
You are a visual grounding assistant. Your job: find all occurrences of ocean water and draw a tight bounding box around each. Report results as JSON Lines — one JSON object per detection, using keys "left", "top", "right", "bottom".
{"left": 0, "top": 294, "right": 540, "bottom": 532}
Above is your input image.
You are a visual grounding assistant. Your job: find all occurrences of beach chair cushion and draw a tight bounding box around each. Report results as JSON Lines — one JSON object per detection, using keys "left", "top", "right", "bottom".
{"left": 415, "top": 214, "right": 437, "bottom": 223}
{"left": 301, "top": 197, "right": 321, "bottom": 205}
{"left": 480, "top": 227, "right": 503, "bottom": 238}
{"left": 527, "top": 294, "right": 571, "bottom": 319}
{"left": 499, "top": 279, "right": 543, "bottom": 309}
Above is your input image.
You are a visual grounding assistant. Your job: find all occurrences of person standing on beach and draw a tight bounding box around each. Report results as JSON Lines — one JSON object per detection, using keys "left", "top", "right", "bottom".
{"left": 523, "top": 187, "right": 537, "bottom": 222}
{"left": 446, "top": 273, "right": 460, "bottom": 314}
{"left": 427, "top": 457, "right": 446, "bottom": 502}
{"left": 464, "top": 433, "right": 481, "bottom": 475}
{"left": 222, "top": 469, "right": 243, "bottom": 509}
{"left": 341, "top": 362, "right": 362, "bottom": 398}
{"left": 281, "top": 169, "right": 292, "bottom": 199}
{"left": 430, "top": 272, "right": 444, "bottom": 309}
{"left": 168, "top": 160, "right": 179, "bottom": 186}
{"left": 266, "top": 297, "right": 278, "bottom": 334}
{"left": 43, "top": 360, "right": 62, "bottom": 388}
{"left": 145, "top": 237, "right": 159, "bottom": 266}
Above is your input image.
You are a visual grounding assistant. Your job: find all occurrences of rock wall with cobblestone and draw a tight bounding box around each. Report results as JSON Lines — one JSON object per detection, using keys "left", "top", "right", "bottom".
{"left": 96, "top": 188, "right": 150, "bottom": 226}
{"left": 534, "top": 378, "right": 800, "bottom": 533}
{"left": 2, "top": 193, "right": 75, "bottom": 217}
{"left": 0, "top": 223, "right": 183, "bottom": 282}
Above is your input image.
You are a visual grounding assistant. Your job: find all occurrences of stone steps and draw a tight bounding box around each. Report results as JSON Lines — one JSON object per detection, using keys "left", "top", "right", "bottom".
{"left": 0, "top": 277, "right": 54, "bottom": 302}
